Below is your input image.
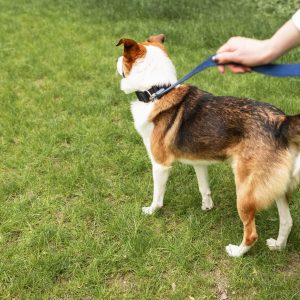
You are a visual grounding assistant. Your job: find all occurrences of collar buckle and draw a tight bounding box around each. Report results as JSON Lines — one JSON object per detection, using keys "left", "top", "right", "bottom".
{"left": 149, "top": 88, "right": 166, "bottom": 101}
{"left": 136, "top": 86, "right": 170, "bottom": 103}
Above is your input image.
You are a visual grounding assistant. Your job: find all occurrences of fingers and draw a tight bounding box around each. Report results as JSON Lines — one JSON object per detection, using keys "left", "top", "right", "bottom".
{"left": 227, "top": 64, "right": 251, "bottom": 73}
{"left": 216, "top": 64, "right": 251, "bottom": 74}
{"left": 217, "top": 65, "right": 225, "bottom": 74}
{"left": 216, "top": 39, "right": 236, "bottom": 54}
{"left": 214, "top": 37, "right": 250, "bottom": 74}
{"left": 214, "top": 36, "right": 264, "bottom": 74}
{"left": 214, "top": 51, "right": 240, "bottom": 65}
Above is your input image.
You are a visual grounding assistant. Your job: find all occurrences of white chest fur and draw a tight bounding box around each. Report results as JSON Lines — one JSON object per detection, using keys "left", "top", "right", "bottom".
{"left": 131, "top": 100, "right": 154, "bottom": 139}
{"left": 131, "top": 100, "right": 155, "bottom": 161}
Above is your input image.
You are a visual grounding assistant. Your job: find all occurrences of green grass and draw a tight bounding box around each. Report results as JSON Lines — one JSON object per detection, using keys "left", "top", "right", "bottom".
{"left": 0, "top": 0, "right": 300, "bottom": 299}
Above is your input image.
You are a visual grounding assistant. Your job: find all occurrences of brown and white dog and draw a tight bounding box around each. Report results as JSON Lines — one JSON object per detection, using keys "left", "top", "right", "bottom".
{"left": 116, "top": 34, "right": 300, "bottom": 257}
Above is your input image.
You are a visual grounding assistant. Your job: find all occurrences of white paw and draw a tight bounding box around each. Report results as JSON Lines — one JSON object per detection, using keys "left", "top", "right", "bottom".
{"left": 142, "top": 205, "right": 162, "bottom": 215}
{"left": 201, "top": 197, "right": 214, "bottom": 211}
{"left": 266, "top": 238, "right": 285, "bottom": 251}
{"left": 226, "top": 244, "right": 243, "bottom": 257}
{"left": 225, "top": 244, "right": 250, "bottom": 257}
{"left": 142, "top": 206, "right": 155, "bottom": 215}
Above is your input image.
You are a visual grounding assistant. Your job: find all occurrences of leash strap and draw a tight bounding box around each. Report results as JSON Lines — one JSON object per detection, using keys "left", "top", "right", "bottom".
{"left": 153, "top": 56, "right": 216, "bottom": 99}
{"left": 252, "top": 63, "right": 300, "bottom": 77}
{"left": 152, "top": 56, "right": 300, "bottom": 100}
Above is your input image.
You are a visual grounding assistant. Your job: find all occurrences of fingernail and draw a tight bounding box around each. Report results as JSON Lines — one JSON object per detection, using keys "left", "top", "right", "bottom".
{"left": 212, "top": 55, "right": 219, "bottom": 63}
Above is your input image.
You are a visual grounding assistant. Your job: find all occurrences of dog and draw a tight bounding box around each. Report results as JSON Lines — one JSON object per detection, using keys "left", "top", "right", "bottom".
{"left": 116, "top": 34, "right": 300, "bottom": 257}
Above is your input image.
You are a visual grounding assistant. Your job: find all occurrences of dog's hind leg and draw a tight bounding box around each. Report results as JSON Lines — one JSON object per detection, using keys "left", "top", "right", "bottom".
{"left": 194, "top": 165, "right": 214, "bottom": 211}
{"left": 142, "top": 162, "right": 171, "bottom": 215}
{"left": 266, "top": 195, "right": 293, "bottom": 251}
{"left": 226, "top": 193, "right": 258, "bottom": 257}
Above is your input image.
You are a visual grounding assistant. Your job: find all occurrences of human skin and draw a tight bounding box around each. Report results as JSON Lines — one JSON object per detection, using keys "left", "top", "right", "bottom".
{"left": 214, "top": 19, "right": 300, "bottom": 74}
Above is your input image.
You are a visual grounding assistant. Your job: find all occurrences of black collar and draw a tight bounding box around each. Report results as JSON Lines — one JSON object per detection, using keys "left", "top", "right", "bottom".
{"left": 135, "top": 85, "right": 171, "bottom": 103}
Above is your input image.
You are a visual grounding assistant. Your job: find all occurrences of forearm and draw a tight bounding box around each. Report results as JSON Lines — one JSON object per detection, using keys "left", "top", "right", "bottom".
{"left": 268, "top": 16, "right": 300, "bottom": 62}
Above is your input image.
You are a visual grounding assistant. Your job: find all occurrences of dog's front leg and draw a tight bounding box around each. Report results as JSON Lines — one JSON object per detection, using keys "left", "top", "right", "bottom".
{"left": 194, "top": 165, "right": 214, "bottom": 210}
{"left": 142, "top": 163, "right": 171, "bottom": 215}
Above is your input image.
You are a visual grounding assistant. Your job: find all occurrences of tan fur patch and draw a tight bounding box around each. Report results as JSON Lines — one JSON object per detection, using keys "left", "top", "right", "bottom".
{"left": 117, "top": 38, "right": 146, "bottom": 76}
{"left": 149, "top": 85, "right": 190, "bottom": 121}
{"left": 149, "top": 86, "right": 189, "bottom": 166}
{"left": 141, "top": 41, "right": 168, "bottom": 54}
{"left": 142, "top": 34, "right": 168, "bottom": 54}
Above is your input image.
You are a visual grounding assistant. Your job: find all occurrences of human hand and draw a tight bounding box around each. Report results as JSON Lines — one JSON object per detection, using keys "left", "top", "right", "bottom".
{"left": 214, "top": 37, "right": 275, "bottom": 74}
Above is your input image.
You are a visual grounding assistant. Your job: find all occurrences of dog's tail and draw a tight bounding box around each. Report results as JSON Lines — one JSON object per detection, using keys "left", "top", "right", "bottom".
{"left": 282, "top": 114, "right": 300, "bottom": 143}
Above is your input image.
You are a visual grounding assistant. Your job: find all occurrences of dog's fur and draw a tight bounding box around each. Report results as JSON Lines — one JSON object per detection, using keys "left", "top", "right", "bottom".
{"left": 116, "top": 34, "right": 300, "bottom": 257}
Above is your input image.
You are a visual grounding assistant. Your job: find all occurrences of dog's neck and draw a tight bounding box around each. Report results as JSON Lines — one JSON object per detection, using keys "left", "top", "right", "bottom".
{"left": 135, "top": 85, "right": 171, "bottom": 103}
{"left": 121, "top": 45, "right": 177, "bottom": 95}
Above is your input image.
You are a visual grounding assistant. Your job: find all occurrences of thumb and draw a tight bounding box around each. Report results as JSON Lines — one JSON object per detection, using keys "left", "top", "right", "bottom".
{"left": 213, "top": 52, "right": 240, "bottom": 65}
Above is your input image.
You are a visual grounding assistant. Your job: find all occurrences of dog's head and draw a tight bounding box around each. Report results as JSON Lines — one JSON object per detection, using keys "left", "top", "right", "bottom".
{"left": 116, "top": 34, "right": 177, "bottom": 94}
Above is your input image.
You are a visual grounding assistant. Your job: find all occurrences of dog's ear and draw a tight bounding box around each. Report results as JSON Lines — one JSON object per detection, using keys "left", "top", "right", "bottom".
{"left": 147, "top": 34, "right": 165, "bottom": 44}
{"left": 116, "top": 38, "right": 138, "bottom": 49}
{"left": 116, "top": 38, "right": 144, "bottom": 59}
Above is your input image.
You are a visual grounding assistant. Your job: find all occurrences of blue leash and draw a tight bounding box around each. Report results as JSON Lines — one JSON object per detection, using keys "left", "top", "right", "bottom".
{"left": 152, "top": 55, "right": 300, "bottom": 99}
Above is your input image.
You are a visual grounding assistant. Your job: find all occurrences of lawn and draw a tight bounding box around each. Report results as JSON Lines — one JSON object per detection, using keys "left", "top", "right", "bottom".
{"left": 0, "top": 0, "right": 300, "bottom": 299}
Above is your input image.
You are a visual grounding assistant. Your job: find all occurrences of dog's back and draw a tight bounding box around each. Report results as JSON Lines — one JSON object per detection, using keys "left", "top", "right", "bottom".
{"left": 150, "top": 85, "right": 298, "bottom": 161}
{"left": 281, "top": 114, "right": 300, "bottom": 143}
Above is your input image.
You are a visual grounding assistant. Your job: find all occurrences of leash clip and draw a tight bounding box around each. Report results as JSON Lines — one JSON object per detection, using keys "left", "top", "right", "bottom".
{"left": 149, "top": 88, "right": 166, "bottom": 101}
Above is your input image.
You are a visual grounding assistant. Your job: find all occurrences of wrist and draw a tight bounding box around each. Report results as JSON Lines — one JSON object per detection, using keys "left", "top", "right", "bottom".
{"left": 262, "top": 39, "right": 279, "bottom": 64}
{"left": 266, "top": 19, "right": 300, "bottom": 63}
